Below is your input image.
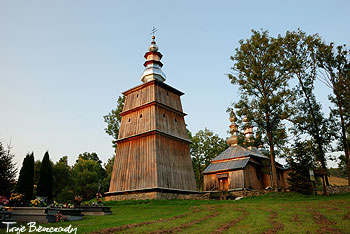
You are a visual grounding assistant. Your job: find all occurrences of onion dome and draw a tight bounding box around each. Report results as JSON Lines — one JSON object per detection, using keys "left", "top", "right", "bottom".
{"left": 226, "top": 111, "right": 239, "bottom": 146}
{"left": 244, "top": 117, "right": 255, "bottom": 150}
{"left": 140, "top": 36, "right": 166, "bottom": 83}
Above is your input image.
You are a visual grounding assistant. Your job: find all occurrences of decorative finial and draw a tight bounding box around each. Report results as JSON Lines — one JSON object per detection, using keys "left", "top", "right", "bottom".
{"left": 140, "top": 27, "right": 166, "bottom": 83}
{"left": 227, "top": 111, "right": 239, "bottom": 146}
{"left": 243, "top": 116, "right": 254, "bottom": 149}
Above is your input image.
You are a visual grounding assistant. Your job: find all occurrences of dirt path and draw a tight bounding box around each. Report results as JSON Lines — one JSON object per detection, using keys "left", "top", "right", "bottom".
{"left": 211, "top": 208, "right": 249, "bottom": 234}
{"left": 261, "top": 210, "right": 284, "bottom": 234}
{"left": 89, "top": 207, "right": 201, "bottom": 234}
{"left": 290, "top": 214, "right": 302, "bottom": 226}
{"left": 149, "top": 207, "right": 219, "bottom": 234}
{"left": 309, "top": 208, "right": 344, "bottom": 234}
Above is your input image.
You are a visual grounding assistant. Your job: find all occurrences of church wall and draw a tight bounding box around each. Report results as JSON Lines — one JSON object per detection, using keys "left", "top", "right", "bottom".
{"left": 203, "top": 174, "right": 217, "bottom": 191}
{"left": 156, "top": 135, "right": 197, "bottom": 191}
{"left": 228, "top": 170, "right": 244, "bottom": 189}
{"left": 109, "top": 134, "right": 157, "bottom": 192}
{"left": 203, "top": 170, "right": 245, "bottom": 191}
{"left": 244, "top": 164, "right": 264, "bottom": 190}
{"left": 118, "top": 105, "right": 155, "bottom": 139}
{"left": 155, "top": 106, "right": 188, "bottom": 140}
{"left": 155, "top": 85, "right": 183, "bottom": 112}
{"left": 263, "top": 173, "right": 272, "bottom": 188}
{"left": 123, "top": 84, "right": 155, "bottom": 112}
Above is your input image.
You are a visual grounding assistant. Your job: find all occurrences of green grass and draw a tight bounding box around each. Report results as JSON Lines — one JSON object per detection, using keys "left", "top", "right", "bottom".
{"left": 1, "top": 193, "right": 350, "bottom": 234}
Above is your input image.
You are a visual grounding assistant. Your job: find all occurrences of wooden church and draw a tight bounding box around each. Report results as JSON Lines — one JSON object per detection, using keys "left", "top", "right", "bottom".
{"left": 203, "top": 114, "right": 290, "bottom": 193}
{"left": 105, "top": 35, "right": 197, "bottom": 200}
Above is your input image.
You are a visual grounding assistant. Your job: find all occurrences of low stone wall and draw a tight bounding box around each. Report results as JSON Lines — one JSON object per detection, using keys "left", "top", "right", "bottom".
{"left": 105, "top": 191, "right": 210, "bottom": 201}
{"left": 326, "top": 185, "right": 350, "bottom": 195}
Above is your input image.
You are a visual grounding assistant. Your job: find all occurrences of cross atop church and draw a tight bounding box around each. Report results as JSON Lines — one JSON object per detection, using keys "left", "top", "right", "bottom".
{"left": 150, "top": 27, "right": 157, "bottom": 37}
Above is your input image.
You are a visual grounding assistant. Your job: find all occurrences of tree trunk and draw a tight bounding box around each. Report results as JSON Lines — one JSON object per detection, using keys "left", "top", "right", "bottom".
{"left": 338, "top": 105, "right": 350, "bottom": 185}
{"left": 266, "top": 127, "right": 278, "bottom": 192}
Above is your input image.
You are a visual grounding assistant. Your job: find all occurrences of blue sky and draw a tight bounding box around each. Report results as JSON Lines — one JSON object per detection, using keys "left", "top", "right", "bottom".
{"left": 1, "top": 0, "right": 349, "bottom": 168}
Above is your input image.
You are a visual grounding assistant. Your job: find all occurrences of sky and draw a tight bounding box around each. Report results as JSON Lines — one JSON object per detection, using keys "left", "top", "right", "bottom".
{"left": 1, "top": 0, "right": 349, "bottom": 169}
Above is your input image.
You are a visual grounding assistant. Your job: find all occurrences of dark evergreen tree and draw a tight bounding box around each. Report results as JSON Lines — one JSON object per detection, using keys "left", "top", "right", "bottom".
{"left": 287, "top": 141, "right": 315, "bottom": 194}
{"left": 36, "top": 151, "right": 53, "bottom": 202}
{"left": 72, "top": 155, "right": 105, "bottom": 200}
{"left": 17, "top": 153, "right": 34, "bottom": 202}
{"left": 52, "top": 156, "right": 72, "bottom": 201}
{"left": 0, "top": 141, "right": 17, "bottom": 197}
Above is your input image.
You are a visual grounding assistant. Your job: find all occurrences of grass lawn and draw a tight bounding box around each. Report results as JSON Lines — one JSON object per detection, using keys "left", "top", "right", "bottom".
{"left": 1, "top": 192, "right": 350, "bottom": 234}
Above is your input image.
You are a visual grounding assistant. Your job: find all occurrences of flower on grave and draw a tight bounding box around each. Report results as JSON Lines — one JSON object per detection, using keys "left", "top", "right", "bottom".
{"left": 75, "top": 195, "right": 82, "bottom": 203}
{"left": 10, "top": 193, "right": 23, "bottom": 202}
{"left": 0, "top": 196, "right": 9, "bottom": 205}
{"left": 55, "top": 212, "right": 66, "bottom": 222}
{"left": 30, "top": 199, "right": 41, "bottom": 206}
{"left": 30, "top": 197, "right": 48, "bottom": 207}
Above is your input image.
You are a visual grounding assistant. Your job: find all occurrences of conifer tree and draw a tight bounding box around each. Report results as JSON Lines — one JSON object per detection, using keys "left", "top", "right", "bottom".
{"left": 0, "top": 141, "right": 17, "bottom": 197}
{"left": 287, "top": 140, "right": 315, "bottom": 194}
{"left": 36, "top": 151, "right": 53, "bottom": 202}
{"left": 17, "top": 153, "right": 34, "bottom": 202}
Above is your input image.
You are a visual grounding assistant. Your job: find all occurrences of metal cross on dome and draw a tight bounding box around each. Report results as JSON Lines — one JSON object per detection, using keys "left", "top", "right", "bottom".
{"left": 150, "top": 27, "right": 157, "bottom": 37}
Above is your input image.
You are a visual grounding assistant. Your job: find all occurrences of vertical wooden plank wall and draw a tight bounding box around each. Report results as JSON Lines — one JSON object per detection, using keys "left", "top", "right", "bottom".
{"left": 109, "top": 80, "right": 196, "bottom": 193}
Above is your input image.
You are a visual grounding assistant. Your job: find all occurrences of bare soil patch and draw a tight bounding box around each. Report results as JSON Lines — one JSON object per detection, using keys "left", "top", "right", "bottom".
{"left": 261, "top": 210, "right": 284, "bottom": 234}
{"left": 291, "top": 214, "right": 302, "bottom": 226}
{"left": 310, "top": 208, "right": 344, "bottom": 234}
{"left": 150, "top": 207, "right": 219, "bottom": 234}
{"left": 90, "top": 207, "right": 201, "bottom": 234}
{"left": 211, "top": 208, "right": 249, "bottom": 234}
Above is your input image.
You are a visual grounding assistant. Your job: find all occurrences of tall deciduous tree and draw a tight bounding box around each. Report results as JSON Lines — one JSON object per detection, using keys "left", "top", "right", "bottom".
{"left": 104, "top": 95, "right": 125, "bottom": 149}
{"left": 317, "top": 43, "right": 350, "bottom": 184}
{"left": 281, "top": 30, "right": 332, "bottom": 185}
{"left": 17, "top": 153, "right": 34, "bottom": 202}
{"left": 0, "top": 141, "right": 17, "bottom": 197}
{"left": 228, "top": 30, "right": 295, "bottom": 191}
{"left": 190, "top": 128, "right": 228, "bottom": 190}
{"left": 36, "top": 151, "right": 53, "bottom": 202}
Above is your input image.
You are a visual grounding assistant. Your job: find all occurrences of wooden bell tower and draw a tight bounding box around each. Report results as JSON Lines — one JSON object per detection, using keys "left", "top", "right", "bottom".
{"left": 105, "top": 35, "right": 197, "bottom": 200}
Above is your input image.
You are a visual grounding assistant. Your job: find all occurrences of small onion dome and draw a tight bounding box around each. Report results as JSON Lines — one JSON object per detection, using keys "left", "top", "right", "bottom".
{"left": 149, "top": 36, "right": 159, "bottom": 52}
{"left": 140, "top": 36, "right": 166, "bottom": 83}
{"left": 227, "top": 112, "right": 239, "bottom": 146}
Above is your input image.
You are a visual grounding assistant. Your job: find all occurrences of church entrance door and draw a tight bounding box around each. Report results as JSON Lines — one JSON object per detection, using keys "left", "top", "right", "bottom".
{"left": 218, "top": 178, "right": 229, "bottom": 191}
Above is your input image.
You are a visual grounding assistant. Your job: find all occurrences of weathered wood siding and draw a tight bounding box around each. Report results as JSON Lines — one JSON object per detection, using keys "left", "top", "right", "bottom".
{"left": 229, "top": 170, "right": 244, "bottom": 189}
{"left": 155, "top": 106, "right": 188, "bottom": 140}
{"left": 156, "top": 135, "right": 196, "bottom": 190}
{"left": 118, "top": 106, "right": 156, "bottom": 139}
{"left": 123, "top": 84, "right": 155, "bottom": 112}
{"left": 203, "top": 170, "right": 244, "bottom": 191}
{"left": 155, "top": 85, "right": 183, "bottom": 112}
{"left": 263, "top": 173, "right": 271, "bottom": 188}
{"left": 109, "top": 135, "right": 157, "bottom": 192}
{"left": 244, "top": 164, "right": 264, "bottom": 190}
{"left": 109, "top": 81, "right": 197, "bottom": 194}
{"left": 203, "top": 174, "right": 218, "bottom": 191}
